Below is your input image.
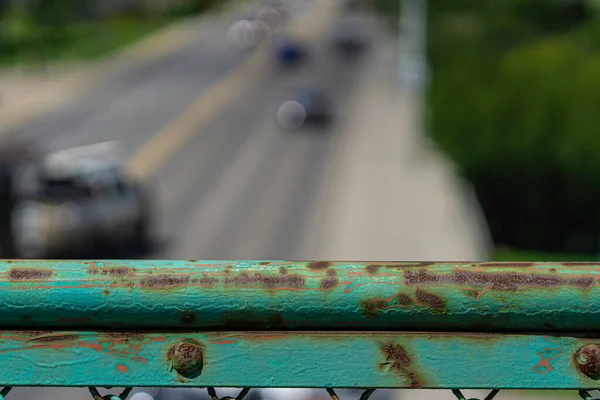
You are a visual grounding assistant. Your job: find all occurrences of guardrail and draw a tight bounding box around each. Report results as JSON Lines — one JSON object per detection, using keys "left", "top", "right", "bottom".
{"left": 0, "top": 260, "right": 599, "bottom": 400}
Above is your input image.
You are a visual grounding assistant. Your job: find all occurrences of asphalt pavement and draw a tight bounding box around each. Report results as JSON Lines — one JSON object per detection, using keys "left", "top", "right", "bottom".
{"left": 155, "top": 24, "right": 369, "bottom": 260}
{"left": 14, "top": 0, "right": 315, "bottom": 153}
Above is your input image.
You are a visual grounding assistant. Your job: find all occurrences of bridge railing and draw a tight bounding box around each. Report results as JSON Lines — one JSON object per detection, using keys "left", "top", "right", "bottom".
{"left": 0, "top": 260, "right": 598, "bottom": 400}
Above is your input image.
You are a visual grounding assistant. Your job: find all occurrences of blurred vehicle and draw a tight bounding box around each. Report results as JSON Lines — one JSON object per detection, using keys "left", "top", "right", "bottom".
{"left": 343, "top": 0, "right": 363, "bottom": 11}
{"left": 11, "top": 141, "right": 152, "bottom": 258}
{"left": 278, "top": 84, "right": 333, "bottom": 129}
{"left": 0, "top": 136, "right": 40, "bottom": 258}
{"left": 273, "top": 36, "right": 307, "bottom": 67}
{"left": 332, "top": 15, "right": 369, "bottom": 57}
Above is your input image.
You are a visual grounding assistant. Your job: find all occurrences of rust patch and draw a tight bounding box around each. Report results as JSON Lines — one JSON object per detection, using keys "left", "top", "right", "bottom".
{"left": 404, "top": 269, "right": 595, "bottom": 289}
{"left": 168, "top": 340, "right": 204, "bottom": 379}
{"left": 101, "top": 267, "right": 132, "bottom": 276}
{"left": 575, "top": 344, "right": 600, "bottom": 379}
{"left": 415, "top": 289, "right": 446, "bottom": 311}
{"left": 27, "top": 334, "right": 79, "bottom": 343}
{"left": 117, "top": 364, "right": 129, "bottom": 373}
{"left": 103, "top": 332, "right": 145, "bottom": 340}
{"left": 308, "top": 261, "right": 331, "bottom": 270}
{"left": 199, "top": 276, "right": 217, "bottom": 286}
{"left": 140, "top": 275, "right": 189, "bottom": 288}
{"left": 103, "top": 289, "right": 110, "bottom": 296}
{"left": 9, "top": 268, "right": 52, "bottom": 281}
{"left": 477, "top": 262, "right": 535, "bottom": 268}
{"left": 224, "top": 272, "right": 304, "bottom": 288}
{"left": 320, "top": 276, "right": 339, "bottom": 290}
{"left": 362, "top": 291, "right": 445, "bottom": 317}
{"left": 407, "top": 372, "right": 422, "bottom": 388}
{"left": 366, "top": 265, "right": 380, "bottom": 275}
{"left": 11, "top": 331, "right": 45, "bottom": 337}
{"left": 181, "top": 311, "right": 198, "bottom": 325}
{"left": 383, "top": 262, "right": 435, "bottom": 269}
{"left": 361, "top": 299, "right": 390, "bottom": 316}
{"left": 396, "top": 294, "right": 413, "bottom": 305}
{"left": 383, "top": 343, "right": 410, "bottom": 368}
{"left": 563, "top": 262, "right": 594, "bottom": 266}
{"left": 380, "top": 343, "right": 423, "bottom": 388}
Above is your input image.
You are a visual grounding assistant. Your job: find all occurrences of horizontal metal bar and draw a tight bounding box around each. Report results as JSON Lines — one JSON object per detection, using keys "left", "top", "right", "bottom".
{"left": 0, "top": 330, "right": 595, "bottom": 389}
{"left": 0, "top": 260, "right": 598, "bottom": 331}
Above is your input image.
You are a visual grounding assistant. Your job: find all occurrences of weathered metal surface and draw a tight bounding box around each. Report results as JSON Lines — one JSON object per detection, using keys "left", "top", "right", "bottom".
{"left": 0, "top": 330, "right": 594, "bottom": 389}
{"left": 0, "top": 260, "right": 598, "bottom": 331}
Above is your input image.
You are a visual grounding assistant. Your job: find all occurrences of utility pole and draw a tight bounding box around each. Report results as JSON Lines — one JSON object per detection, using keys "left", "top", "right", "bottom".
{"left": 398, "top": 0, "right": 428, "bottom": 95}
{"left": 398, "top": 0, "right": 429, "bottom": 151}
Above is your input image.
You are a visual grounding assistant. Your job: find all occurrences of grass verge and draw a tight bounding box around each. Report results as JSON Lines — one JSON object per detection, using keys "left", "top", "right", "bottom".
{"left": 0, "top": 14, "right": 178, "bottom": 66}
{"left": 493, "top": 246, "right": 597, "bottom": 262}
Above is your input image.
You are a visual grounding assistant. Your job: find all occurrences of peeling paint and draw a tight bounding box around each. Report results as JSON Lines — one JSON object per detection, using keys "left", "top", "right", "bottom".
{"left": 0, "top": 261, "right": 598, "bottom": 331}
{"left": 9, "top": 268, "right": 52, "bottom": 281}
{"left": 140, "top": 275, "right": 190, "bottom": 288}
{"left": 307, "top": 261, "right": 331, "bottom": 270}
{"left": 404, "top": 269, "right": 595, "bottom": 289}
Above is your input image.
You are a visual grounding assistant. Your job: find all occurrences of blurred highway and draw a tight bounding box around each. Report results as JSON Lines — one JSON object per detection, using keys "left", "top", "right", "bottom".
{"left": 5, "top": 0, "right": 375, "bottom": 399}
{"left": 2, "top": 0, "right": 495, "bottom": 399}
{"left": 12, "top": 0, "right": 370, "bottom": 261}
{"left": 154, "top": 22, "right": 369, "bottom": 260}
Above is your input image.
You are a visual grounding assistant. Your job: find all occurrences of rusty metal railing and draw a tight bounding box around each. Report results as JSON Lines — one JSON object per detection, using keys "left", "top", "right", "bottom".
{"left": 0, "top": 260, "right": 600, "bottom": 399}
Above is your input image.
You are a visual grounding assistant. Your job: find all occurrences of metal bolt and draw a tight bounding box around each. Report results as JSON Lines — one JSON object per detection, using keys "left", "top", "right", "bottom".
{"left": 576, "top": 344, "right": 600, "bottom": 380}
{"left": 168, "top": 340, "right": 204, "bottom": 379}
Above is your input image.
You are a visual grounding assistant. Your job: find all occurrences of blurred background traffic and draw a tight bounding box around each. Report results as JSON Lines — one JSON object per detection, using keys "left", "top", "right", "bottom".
{"left": 0, "top": 0, "right": 596, "bottom": 399}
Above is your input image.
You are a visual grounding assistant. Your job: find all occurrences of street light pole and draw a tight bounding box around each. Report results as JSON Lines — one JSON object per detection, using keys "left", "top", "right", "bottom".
{"left": 399, "top": 0, "right": 429, "bottom": 151}
{"left": 398, "top": 0, "right": 428, "bottom": 94}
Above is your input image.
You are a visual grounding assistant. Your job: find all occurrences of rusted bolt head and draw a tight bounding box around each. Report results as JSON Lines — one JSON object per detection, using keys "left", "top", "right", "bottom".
{"left": 576, "top": 344, "right": 600, "bottom": 379}
{"left": 168, "top": 340, "right": 204, "bottom": 379}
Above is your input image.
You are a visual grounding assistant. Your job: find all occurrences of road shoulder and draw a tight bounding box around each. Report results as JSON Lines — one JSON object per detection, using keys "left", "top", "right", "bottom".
{"left": 0, "top": 0, "right": 255, "bottom": 134}
{"left": 304, "top": 29, "right": 492, "bottom": 261}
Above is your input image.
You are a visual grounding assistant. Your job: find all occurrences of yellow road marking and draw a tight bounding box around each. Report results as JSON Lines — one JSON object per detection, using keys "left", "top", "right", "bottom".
{"left": 127, "top": 49, "right": 267, "bottom": 179}
{"left": 127, "top": 0, "right": 341, "bottom": 180}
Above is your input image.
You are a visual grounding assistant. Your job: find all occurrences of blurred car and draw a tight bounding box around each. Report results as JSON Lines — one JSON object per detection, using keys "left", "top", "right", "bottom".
{"left": 278, "top": 84, "right": 333, "bottom": 129}
{"left": 332, "top": 15, "right": 369, "bottom": 56}
{"left": 254, "top": 4, "right": 287, "bottom": 30}
{"left": 273, "top": 36, "right": 307, "bottom": 66}
{"left": 11, "top": 141, "right": 152, "bottom": 258}
{"left": 343, "top": 0, "right": 363, "bottom": 11}
{"left": 0, "top": 136, "right": 40, "bottom": 258}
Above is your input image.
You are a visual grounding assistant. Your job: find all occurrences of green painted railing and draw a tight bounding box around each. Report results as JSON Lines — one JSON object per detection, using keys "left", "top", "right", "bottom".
{"left": 0, "top": 260, "right": 600, "bottom": 400}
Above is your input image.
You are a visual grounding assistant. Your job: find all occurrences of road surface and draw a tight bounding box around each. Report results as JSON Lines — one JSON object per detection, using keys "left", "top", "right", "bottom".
{"left": 13, "top": 0, "right": 364, "bottom": 262}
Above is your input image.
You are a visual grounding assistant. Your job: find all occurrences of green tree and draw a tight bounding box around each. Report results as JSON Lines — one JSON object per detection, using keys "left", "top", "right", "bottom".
{"left": 427, "top": 0, "right": 600, "bottom": 254}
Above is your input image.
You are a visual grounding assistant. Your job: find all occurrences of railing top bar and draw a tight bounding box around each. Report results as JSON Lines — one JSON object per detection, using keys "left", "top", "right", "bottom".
{"left": 0, "top": 260, "right": 597, "bottom": 332}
